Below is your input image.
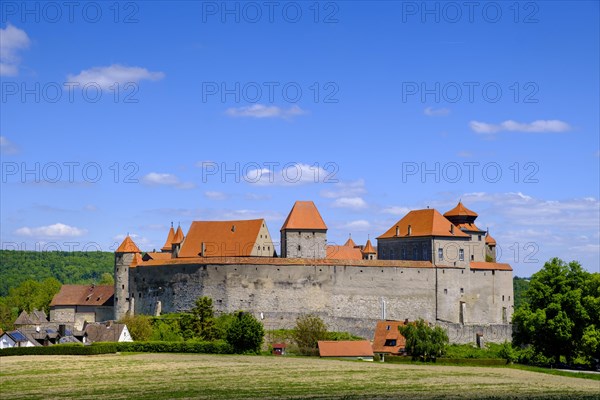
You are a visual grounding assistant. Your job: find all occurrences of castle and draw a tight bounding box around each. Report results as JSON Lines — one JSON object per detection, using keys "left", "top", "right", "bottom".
{"left": 114, "top": 201, "right": 513, "bottom": 342}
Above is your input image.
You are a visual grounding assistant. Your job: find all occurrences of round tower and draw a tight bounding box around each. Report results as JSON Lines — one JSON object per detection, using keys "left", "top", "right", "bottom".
{"left": 114, "top": 235, "right": 141, "bottom": 320}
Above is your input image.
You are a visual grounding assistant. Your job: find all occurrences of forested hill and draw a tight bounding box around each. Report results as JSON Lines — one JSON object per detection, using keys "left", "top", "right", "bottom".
{"left": 0, "top": 250, "right": 113, "bottom": 297}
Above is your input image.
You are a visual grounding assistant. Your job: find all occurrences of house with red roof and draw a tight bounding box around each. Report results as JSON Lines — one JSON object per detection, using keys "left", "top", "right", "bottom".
{"left": 49, "top": 285, "right": 114, "bottom": 330}
{"left": 318, "top": 340, "right": 374, "bottom": 361}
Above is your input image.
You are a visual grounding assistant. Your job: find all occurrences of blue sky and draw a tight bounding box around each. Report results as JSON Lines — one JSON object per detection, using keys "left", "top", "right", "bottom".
{"left": 1, "top": 1, "right": 598, "bottom": 276}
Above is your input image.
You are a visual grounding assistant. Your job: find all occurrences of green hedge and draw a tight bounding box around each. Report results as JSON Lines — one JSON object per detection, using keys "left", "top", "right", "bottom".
{"left": 0, "top": 343, "right": 117, "bottom": 357}
{"left": 115, "top": 340, "right": 234, "bottom": 354}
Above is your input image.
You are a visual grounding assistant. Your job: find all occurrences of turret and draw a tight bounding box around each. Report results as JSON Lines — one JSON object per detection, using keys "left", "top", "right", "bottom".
{"left": 361, "top": 238, "right": 377, "bottom": 260}
{"left": 114, "top": 235, "right": 141, "bottom": 320}
{"left": 280, "top": 201, "right": 327, "bottom": 259}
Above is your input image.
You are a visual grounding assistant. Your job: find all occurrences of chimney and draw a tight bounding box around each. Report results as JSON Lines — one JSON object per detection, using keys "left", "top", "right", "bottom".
{"left": 231, "top": 225, "right": 236, "bottom": 232}
{"left": 395, "top": 226, "right": 399, "bottom": 236}
{"left": 450, "top": 224, "right": 454, "bottom": 234}
{"left": 408, "top": 225, "right": 412, "bottom": 236}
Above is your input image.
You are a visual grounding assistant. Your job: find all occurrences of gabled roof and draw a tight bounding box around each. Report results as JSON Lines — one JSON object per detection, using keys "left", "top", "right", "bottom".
{"left": 344, "top": 237, "right": 357, "bottom": 247}
{"left": 485, "top": 233, "right": 496, "bottom": 245}
{"left": 161, "top": 226, "right": 176, "bottom": 251}
{"left": 470, "top": 262, "right": 512, "bottom": 271}
{"left": 178, "top": 219, "right": 268, "bottom": 258}
{"left": 318, "top": 340, "right": 374, "bottom": 357}
{"left": 14, "top": 310, "right": 48, "bottom": 325}
{"left": 326, "top": 245, "right": 363, "bottom": 260}
{"left": 142, "top": 252, "right": 172, "bottom": 261}
{"left": 281, "top": 201, "right": 327, "bottom": 231}
{"left": 444, "top": 201, "right": 478, "bottom": 218}
{"left": 130, "top": 253, "right": 143, "bottom": 267}
{"left": 116, "top": 235, "right": 141, "bottom": 253}
{"left": 172, "top": 226, "right": 184, "bottom": 244}
{"left": 377, "top": 209, "right": 469, "bottom": 239}
{"left": 362, "top": 239, "right": 376, "bottom": 254}
{"left": 84, "top": 322, "right": 127, "bottom": 343}
{"left": 4, "top": 330, "right": 40, "bottom": 346}
{"left": 50, "top": 285, "right": 114, "bottom": 307}
{"left": 456, "top": 222, "right": 485, "bottom": 233}
{"left": 372, "top": 320, "right": 407, "bottom": 354}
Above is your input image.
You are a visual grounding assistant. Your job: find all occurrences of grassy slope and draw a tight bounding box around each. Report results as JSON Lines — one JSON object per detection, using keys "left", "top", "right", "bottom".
{"left": 1, "top": 353, "right": 598, "bottom": 400}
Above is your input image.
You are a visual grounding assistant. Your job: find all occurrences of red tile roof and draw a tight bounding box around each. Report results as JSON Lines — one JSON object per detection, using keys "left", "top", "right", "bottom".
{"left": 178, "top": 219, "right": 268, "bottom": 257}
{"left": 372, "top": 320, "right": 407, "bottom": 354}
{"left": 326, "top": 245, "right": 363, "bottom": 260}
{"left": 344, "top": 237, "right": 357, "bottom": 247}
{"left": 318, "top": 340, "right": 374, "bottom": 357}
{"left": 116, "top": 236, "right": 141, "bottom": 253}
{"left": 377, "top": 209, "right": 469, "bottom": 239}
{"left": 130, "top": 253, "right": 143, "bottom": 267}
{"left": 485, "top": 233, "right": 497, "bottom": 245}
{"left": 362, "top": 239, "right": 376, "bottom": 254}
{"left": 281, "top": 201, "right": 327, "bottom": 231}
{"left": 456, "top": 222, "right": 485, "bottom": 232}
{"left": 470, "top": 262, "right": 512, "bottom": 271}
{"left": 172, "top": 226, "right": 184, "bottom": 244}
{"left": 444, "top": 201, "right": 478, "bottom": 218}
{"left": 143, "top": 252, "right": 172, "bottom": 261}
{"left": 50, "top": 285, "right": 114, "bottom": 307}
{"left": 161, "top": 226, "right": 175, "bottom": 251}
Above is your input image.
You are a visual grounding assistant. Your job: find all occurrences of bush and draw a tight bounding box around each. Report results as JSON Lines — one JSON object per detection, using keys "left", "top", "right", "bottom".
{"left": 226, "top": 311, "right": 264, "bottom": 354}
{"left": 116, "top": 340, "right": 233, "bottom": 354}
{"left": 293, "top": 314, "right": 328, "bottom": 356}
{"left": 119, "top": 314, "right": 153, "bottom": 341}
{"left": 0, "top": 343, "right": 116, "bottom": 357}
{"left": 399, "top": 319, "right": 448, "bottom": 361}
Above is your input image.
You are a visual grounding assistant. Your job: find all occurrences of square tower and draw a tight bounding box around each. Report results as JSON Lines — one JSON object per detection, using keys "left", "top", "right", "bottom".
{"left": 280, "top": 201, "right": 327, "bottom": 259}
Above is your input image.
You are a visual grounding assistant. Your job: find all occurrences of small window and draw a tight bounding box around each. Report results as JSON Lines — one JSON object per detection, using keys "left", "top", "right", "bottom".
{"left": 459, "top": 249, "right": 464, "bottom": 261}
{"left": 268, "top": 246, "right": 270, "bottom": 251}
{"left": 508, "top": 296, "right": 511, "bottom": 301}
{"left": 122, "top": 284, "right": 124, "bottom": 290}
{"left": 384, "top": 339, "right": 397, "bottom": 346}
{"left": 460, "top": 288, "right": 464, "bottom": 294}
{"left": 478, "top": 235, "right": 482, "bottom": 241}
{"left": 386, "top": 325, "right": 390, "bottom": 331}
{"left": 502, "top": 295, "right": 505, "bottom": 301}
{"left": 444, "top": 288, "right": 448, "bottom": 295}
{"left": 297, "top": 245, "right": 301, "bottom": 251}
{"left": 438, "top": 248, "right": 443, "bottom": 261}
{"left": 471, "top": 254, "right": 474, "bottom": 261}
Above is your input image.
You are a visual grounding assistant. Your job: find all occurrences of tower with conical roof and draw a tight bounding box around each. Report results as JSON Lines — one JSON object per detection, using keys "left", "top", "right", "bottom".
{"left": 361, "top": 238, "right": 377, "bottom": 260}
{"left": 114, "top": 235, "right": 141, "bottom": 320}
{"left": 280, "top": 201, "right": 327, "bottom": 259}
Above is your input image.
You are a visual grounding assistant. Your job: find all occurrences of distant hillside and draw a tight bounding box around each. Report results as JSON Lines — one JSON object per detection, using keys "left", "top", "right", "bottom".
{"left": 0, "top": 250, "right": 113, "bottom": 297}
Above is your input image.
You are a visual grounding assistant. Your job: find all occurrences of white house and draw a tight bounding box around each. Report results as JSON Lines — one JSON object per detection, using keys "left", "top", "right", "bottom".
{"left": 0, "top": 330, "right": 39, "bottom": 349}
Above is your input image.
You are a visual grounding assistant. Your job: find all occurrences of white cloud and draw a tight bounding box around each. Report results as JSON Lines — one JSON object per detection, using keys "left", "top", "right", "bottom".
{"left": 424, "top": 107, "right": 450, "bottom": 117}
{"left": 470, "top": 120, "right": 571, "bottom": 134}
{"left": 142, "top": 173, "right": 195, "bottom": 190}
{"left": 83, "top": 204, "right": 97, "bottom": 212}
{"left": 0, "top": 136, "right": 18, "bottom": 154}
{"left": 332, "top": 197, "right": 368, "bottom": 210}
{"left": 225, "top": 104, "right": 306, "bottom": 119}
{"left": 67, "top": 64, "right": 165, "bottom": 89}
{"left": 339, "top": 220, "right": 371, "bottom": 231}
{"left": 15, "top": 223, "right": 86, "bottom": 238}
{"left": 381, "top": 206, "right": 411, "bottom": 216}
{"left": 0, "top": 24, "right": 30, "bottom": 76}
{"left": 204, "top": 191, "right": 228, "bottom": 200}
{"left": 246, "top": 163, "right": 329, "bottom": 186}
{"left": 321, "top": 179, "right": 366, "bottom": 199}
{"left": 457, "top": 151, "right": 472, "bottom": 158}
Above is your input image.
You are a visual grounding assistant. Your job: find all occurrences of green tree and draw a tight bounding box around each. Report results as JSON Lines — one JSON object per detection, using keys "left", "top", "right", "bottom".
{"left": 292, "top": 314, "right": 328, "bottom": 356}
{"left": 226, "top": 311, "right": 264, "bottom": 354}
{"left": 119, "top": 314, "right": 153, "bottom": 341}
{"left": 512, "top": 258, "right": 597, "bottom": 365}
{"left": 399, "top": 319, "right": 449, "bottom": 361}
{"left": 513, "top": 277, "right": 531, "bottom": 309}
{"left": 98, "top": 273, "right": 114, "bottom": 285}
{"left": 190, "top": 296, "right": 217, "bottom": 340}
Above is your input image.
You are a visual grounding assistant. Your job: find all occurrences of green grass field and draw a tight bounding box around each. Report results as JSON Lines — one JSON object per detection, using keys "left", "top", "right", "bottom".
{"left": 1, "top": 353, "right": 598, "bottom": 399}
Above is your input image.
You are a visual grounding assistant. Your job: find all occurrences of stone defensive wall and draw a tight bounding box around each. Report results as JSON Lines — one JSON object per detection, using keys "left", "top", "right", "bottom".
{"left": 129, "top": 257, "right": 512, "bottom": 342}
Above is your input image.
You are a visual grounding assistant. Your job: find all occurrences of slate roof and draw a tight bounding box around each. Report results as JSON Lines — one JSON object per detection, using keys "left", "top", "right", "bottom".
{"left": 14, "top": 310, "right": 48, "bottom": 325}
{"left": 281, "top": 201, "right": 327, "bottom": 231}
{"left": 84, "top": 322, "right": 127, "bottom": 343}
{"left": 318, "top": 340, "right": 374, "bottom": 357}
{"left": 50, "top": 285, "right": 114, "bottom": 307}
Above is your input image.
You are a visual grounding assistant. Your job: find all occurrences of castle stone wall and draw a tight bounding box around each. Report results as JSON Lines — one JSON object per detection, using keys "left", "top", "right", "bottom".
{"left": 129, "top": 262, "right": 512, "bottom": 342}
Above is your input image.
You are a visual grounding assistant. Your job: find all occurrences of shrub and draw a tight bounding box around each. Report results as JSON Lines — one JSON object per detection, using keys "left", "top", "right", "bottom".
{"left": 0, "top": 343, "right": 116, "bottom": 357}
{"left": 226, "top": 311, "right": 264, "bottom": 354}
{"left": 399, "top": 319, "right": 448, "bottom": 361}
{"left": 119, "top": 314, "right": 153, "bottom": 341}
{"left": 293, "top": 314, "right": 328, "bottom": 356}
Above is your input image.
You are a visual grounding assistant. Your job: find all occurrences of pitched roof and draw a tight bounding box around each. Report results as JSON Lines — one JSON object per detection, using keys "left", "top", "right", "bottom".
{"left": 178, "top": 219, "right": 268, "bottom": 258}
{"left": 172, "top": 226, "right": 184, "bottom": 244}
{"left": 362, "top": 239, "right": 376, "bottom": 254}
{"left": 318, "top": 340, "right": 374, "bottom": 357}
{"left": 281, "top": 201, "right": 327, "bottom": 231}
{"left": 84, "top": 322, "right": 126, "bottom": 343}
{"left": 444, "top": 201, "right": 478, "bottom": 218}
{"left": 456, "top": 222, "right": 485, "bottom": 233}
{"left": 161, "top": 226, "right": 176, "bottom": 251}
{"left": 14, "top": 310, "right": 48, "bottom": 325}
{"left": 130, "top": 253, "right": 143, "bottom": 267}
{"left": 5, "top": 330, "right": 40, "bottom": 346}
{"left": 470, "top": 262, "right": 512, "bottom": 271}
{"left": 326, "top": 245, "right": 363, "bottom": 260}
{"left": 344, "top": 237, "right": 357, "bottom": 247}
{"left": 50, "top": 285, "right": 114, "bottom": 307}
{"left": 485, "top": 233, "right": 496, "bottom": 245}
{"left": 142, "top": 252, "right": 172, "bottom": 261}
{"left": 377, "top": 209, "right": 469, "bottom": 239}
{"left": 372, "top": 320, "right": 407, "bottom": 354}
{"left": 116, "top": 235, "right": 141, "bottom": 253}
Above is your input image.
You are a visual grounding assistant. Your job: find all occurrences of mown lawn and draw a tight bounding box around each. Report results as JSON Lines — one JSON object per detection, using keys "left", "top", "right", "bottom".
{"left": 1, "top": 353, "right": 598, "bottom": 399}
